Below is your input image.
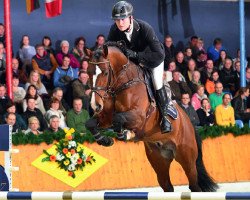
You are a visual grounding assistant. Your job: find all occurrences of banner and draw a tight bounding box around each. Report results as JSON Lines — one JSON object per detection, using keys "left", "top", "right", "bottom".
{"left": 45, "top": 0, "right": 62, "bottom": 18}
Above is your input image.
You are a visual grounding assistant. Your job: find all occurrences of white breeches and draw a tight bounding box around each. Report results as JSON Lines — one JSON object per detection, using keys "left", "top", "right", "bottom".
{"left": 151, "top": 61, "right": 164, "bottom": 90}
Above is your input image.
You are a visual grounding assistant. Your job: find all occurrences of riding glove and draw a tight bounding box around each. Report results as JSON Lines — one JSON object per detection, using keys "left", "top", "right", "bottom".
{"left": 125, "top": 49, "right": 138, "bottom": 59}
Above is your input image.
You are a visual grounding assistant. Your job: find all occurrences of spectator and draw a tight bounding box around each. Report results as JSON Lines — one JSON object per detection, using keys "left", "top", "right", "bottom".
{"left": 23, "top": 84, "right": 46, "bottom": 115}
{"left": 72, "top": 36, "right": 89, "bottom": 63}
{"left": 246, "top": 67, "right": 250, "bottom": 87}
{"left": 214, "top": 50, "right": 227, "bottom": 70}
{"left": 46, "top": 115, "right": 62, "bottom": 134}
{"left": 53, "top": 55, "right": 78, "bottom": 93}
{"left": 12, "top": 74, "right": 26, "bottom": 113}
{"left": 196, "top": 50, "right": 207, "bottom": 70}
{"left": 169, "top": 70, "right": 192, "bottom": 103}
{"left": 32, "top": 44, "right": 58, "bottom": 89}
{"left": 219, "top": 57, "right": 237, "bottom": 95}
{"left": 80, "top": 58, "right": 89, "bottom": 73}
{"left": 66, "top": 98, "right": 90, "bottom": 133}
{"left": 45, "top": 97, "right": 67, "bottom": 129}
{"left": 215, "top": 93, "right": 235, "bottom": 126}
{"left": 3, "top": 102, "right": 27, "bottom": 130}
{"left": 163, "top": 35, "right": 175, "bottom": 71}
{"left": 191, "top": 85, "right": 207, "bottom": 110}
{"left": 232, "top": 87, "right": 250, "bottom": 123}
{"left": 0, "top": 23, "right": 5, "bottom": 47}
{"left": 4, "top": 113, "right": 18, "bottom": 133}
{"left": 196, "top": 38, "right": 206, "bottom": 54}
{"left": 207, "top": 37, "right": 225, "bottom": 63}
{"left": 42, "top": 36, "right": 55, "bottom": 56}
{"left": 188, "top": 70, "right": 201, "bottom": 94}
{"left": 51, "top": 87, "right": 70, "bottom": 114}
{"left": 184, "top": 47, "right": 193, "bottom": 63}
{"left": 200, "top": 59, "right": 214, "bottom": 85}
{"left": 22, "top": 97, "right": 48, "bottom": 131}
{"left": 23, "top": 116, "right": 41, "bottom": 135}
{"left": 187, "top": 35, "right": 198, "bottom": 56}
{"left": 0, "top": 42, "right": 6, "bottom": 77}
{"left": 175, "top": 51, "right": 186, "bottom": 74}
{"left": 56, "top": 40, "right": 80, "bottom": 68}
{"left": 179, "top": 93, "right": 200, "bottom": 127}
{"left": 17, "top": 35, "right": 36, "bottom": 74}
{"left": 196, "top": 98, "right": 214, "bottom": 126}
{"left": 25, "top": 70, "right": 48, "bottom": 96}
{"left": 205, "top": 70, "right": 220, "bottom": 95}
{"left": 183, "top": 58, "right": 197, "bottom": 83}
{"left": 72, "top": 71, "right": 91, "bottom": 112}
{"left": 0, "top": 84, "right": 12, "bottom": 119}
{"left": 163, "top": 59, "right": 186, "bottom": 83}
{"left": 209, "top": 82, "right": 225, "bottom": 111}
{"left": 91, "top": 34, "right": 105, "bottom": 51}
{"left": 234, "top": 61, "right": 241, "bottom": 92}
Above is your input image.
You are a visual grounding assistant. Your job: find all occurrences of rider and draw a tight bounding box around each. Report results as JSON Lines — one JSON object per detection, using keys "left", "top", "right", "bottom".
{"left": 108, "top": 1, "right": 175, "bottom": 133}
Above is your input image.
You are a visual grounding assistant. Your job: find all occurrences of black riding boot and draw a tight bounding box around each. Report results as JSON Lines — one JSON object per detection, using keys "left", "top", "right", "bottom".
{"left": 156, "top": 87, "right": 172, "bottom": 133}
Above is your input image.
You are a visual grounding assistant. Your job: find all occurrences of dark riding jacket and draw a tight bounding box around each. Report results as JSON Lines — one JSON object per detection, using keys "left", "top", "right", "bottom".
{"left": 108, "top": 19, "right": 165, "bottom": 68}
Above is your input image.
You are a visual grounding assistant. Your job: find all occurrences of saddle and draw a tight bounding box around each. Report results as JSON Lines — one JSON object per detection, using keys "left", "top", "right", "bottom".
{"left": 142, "top": 68, "right": 178, "bottom": 120}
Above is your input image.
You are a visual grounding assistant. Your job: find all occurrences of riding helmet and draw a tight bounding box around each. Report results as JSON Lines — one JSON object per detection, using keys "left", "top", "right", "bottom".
{"left": 112, "top": 1, "right": 133, "bottom": 20}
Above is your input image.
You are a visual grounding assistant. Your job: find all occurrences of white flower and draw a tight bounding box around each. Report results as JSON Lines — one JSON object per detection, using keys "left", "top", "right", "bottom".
{"left": 56, "top": 153, "right": 65, "bottom": 161}
{"left": 68, "top": 164, "right": 76, "bottom": 171}
{"left": 70, "top": 154, "right": 79, "bottom": 165}
{"left": 82, "top": 154, "right": 87, "bottom": 162}
{"left": 68, "top": 141, "right": 76, "bottom": 149}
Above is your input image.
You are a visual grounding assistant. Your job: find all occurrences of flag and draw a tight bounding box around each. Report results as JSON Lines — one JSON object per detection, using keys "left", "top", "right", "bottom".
{"left": 26, "top": 0, "right": 40, "bottom": 14}
{"left": 45, "top": 0, "right": 62, "bottom": 18}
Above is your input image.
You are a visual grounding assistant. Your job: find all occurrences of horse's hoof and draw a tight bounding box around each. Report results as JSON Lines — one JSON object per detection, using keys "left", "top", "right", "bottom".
{"left": 97, "top": 136, "right": 114, "bottom": 147}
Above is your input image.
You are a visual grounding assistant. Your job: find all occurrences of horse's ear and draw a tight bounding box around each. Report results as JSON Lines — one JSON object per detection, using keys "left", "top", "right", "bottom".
{"left": 86, "top": 48, "right": 93, "bottom": 58}
{"left": 103, "top": 44, "right": 108, "bottom": 58}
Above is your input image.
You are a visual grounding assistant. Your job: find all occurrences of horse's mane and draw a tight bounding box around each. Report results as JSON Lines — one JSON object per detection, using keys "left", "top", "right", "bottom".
{"left": 104, "top": 41, "right": 127, "bottom": 54}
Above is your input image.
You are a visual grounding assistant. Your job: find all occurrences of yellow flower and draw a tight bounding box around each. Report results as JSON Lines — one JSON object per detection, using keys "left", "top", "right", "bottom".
{"left": 68, "top": 128, "right": 75, "bottom": 134}
{"left": 66, "top": 152, "right": 71, "bottom": 158}
{"left": 64, "top": 159, "right": 70, "bottom": 166}
{"left": 76, "top": 146, "right": 81, "bottom": 152}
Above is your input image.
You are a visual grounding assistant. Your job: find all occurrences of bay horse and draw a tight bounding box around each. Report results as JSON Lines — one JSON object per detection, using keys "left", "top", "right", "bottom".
{"left": 86, "top": 42, "right": 218, "bottom": 192}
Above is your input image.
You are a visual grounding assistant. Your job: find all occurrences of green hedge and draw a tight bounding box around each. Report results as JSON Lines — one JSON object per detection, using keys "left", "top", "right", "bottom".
{"left": 12, "top": 125, "right": 250, "bottom": 146}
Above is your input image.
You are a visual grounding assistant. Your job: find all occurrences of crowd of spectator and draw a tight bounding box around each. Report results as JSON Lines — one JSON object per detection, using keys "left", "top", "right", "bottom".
{"left": 0, "top": 21, "right": 250, "bottom": 135}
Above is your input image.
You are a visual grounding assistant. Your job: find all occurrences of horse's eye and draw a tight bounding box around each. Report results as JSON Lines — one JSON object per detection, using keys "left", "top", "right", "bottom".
{"left": 103, "top": 71, "right": 109, "bottom": 76}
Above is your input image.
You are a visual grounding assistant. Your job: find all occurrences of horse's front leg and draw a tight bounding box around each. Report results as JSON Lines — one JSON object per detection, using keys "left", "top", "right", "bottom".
{"left": 85, "top": 117, "right": 114, "bottom": 147}
{"left": 112, "top": 111, "right": 140, "bottom": 141}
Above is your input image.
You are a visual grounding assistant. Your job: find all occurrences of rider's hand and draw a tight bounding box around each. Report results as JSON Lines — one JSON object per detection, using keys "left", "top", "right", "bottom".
{"left": 125, "top": 49, "right": 138, "bottom": 59}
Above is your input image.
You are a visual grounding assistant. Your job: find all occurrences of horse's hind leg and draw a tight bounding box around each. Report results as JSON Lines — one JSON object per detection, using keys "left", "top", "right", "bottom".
{"left": 145, "top": 142, "right": 174, "bottom": 192}
{"left": 176, "top": 148, "right": 202, "bottom": 192}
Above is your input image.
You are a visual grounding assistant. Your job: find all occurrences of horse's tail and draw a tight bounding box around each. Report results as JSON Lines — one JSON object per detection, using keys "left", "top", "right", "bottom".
{"left": 195, "top": 129, "right": 219, "bottom": 192}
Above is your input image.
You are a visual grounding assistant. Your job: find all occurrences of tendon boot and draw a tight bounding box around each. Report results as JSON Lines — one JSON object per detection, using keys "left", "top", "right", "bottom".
{"left": 156, "top": 87, "right": 172, "bottom": 133}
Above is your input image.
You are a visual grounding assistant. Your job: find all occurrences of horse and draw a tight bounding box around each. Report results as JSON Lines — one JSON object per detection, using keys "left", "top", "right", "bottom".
{"left": 86, "top": 42, "right": 218, "bottom": 192}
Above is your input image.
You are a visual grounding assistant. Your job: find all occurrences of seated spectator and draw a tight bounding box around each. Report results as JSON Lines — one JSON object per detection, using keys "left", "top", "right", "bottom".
{"left": 191, "top": 85, "right": 207, "bottom": 110}
{"left": 195, "top": 37, "right": 207, "bottom": 55}
{"left": 72, "top": 71, "right": 91, "bottom": 112}
{"left": 17, "top": 35, "right": 36, "bottom": 75}
{"left": 219, "top": 57, "right": 237, "bottom": 96}
{"left": 72, "top": 36, "right": 89, "bottom": 63}
{"left": 184, "top": 47, "right": 193, "bottom": 63}
{"left": 45, "top": 115, "right": 63, "bottom": 134}
{"left": 42, "top": 36, "right": 55, "bottom": 56}
{"left": 12, "top": 74, "right": 26, "bottom": 113}
{"left": 23, "top": 116, "right": 42, "bottom": 135}
{"left": 214, "top": 50, "right": 227, "bottom": 70}
{"left": 200, "top": 59, "right": 214, "bottom": 85}
{"left": 168, "top": 70, "right": 192, "bottom": 103}
{"left": 45, "top": 97, "right": 67, "bottom": 129}
{"left": 56, "top": 40, "right": 80, "bottom": 68}
{"left": 50, "top": 87, "right": 70, "bottom": 114}
{"left": 179, "top": 93, "right": 200, "bottom": 127}
{"left": 188, "top": 70, "right": 202, "bottom": 94}
{"left": 205, "top": 70, "right": 220, "bottom": 95}
{"left": 209, "top": 82, "right": 225, "bottom": 110}
{"left": 215, "top": 93, "right": 235, "bottom": 126}
{"left": 163, "top": 59, "right": 185, "bottom": 83}
{"left": 22, "top": 97, "right": 48, "bottom": 131}
{"left": 0, "top": 84, "right": 12, "bottom": 120}
{"left": 23, "top": 84, "right": 46, "bottom": 115}
{"left": 175, "top": 51, "right": 187, "bottom": 74}
{"left": 53, "top": 55, "right": 78, "bottom": 93}
{"left": 196, "top": 98, "right": 214, "bottom": 126}
{"left": 0, "top": 23, "right": 5, "bottom": 47}
{"left": 232, "top": 87, "right": 250, "bottom": 124}
{"left": 207, "top": 37, "right": 225, "bottom": 63}
{"left": 32, "top": 44, "right": 58, "bottom": 89}
{"left": 163, "top": 35, "right": 175, "bottom": 71}
{"left": 66, "top": 98, "right": 90, "bottom": 133}
{"left": 25, "top": 70, "right": 48, "bottom": 96}
{"left": 187, "top": 35, "right": 198, "bottom": 57}
{"left": 90, "top": 34, "right": 105, "bottom": 51}
{"left": 3, "top": 102, "right": 27, "bottom": 130}
{"left": 183, "top": 58, "right": 197, "bottom": 83}
{"left": 196, "top": 50, "right": 207, "bottom": 70}
{"left": 0, "top": 42, "right": 6, "bottom": 77}
{"left": 80, "top": 58, "right": 89, "bottom": 73}
{"left": 4, "top": 113, "right": 18, "bottom": 133}
{"left": 234, "top": 61, "right": 241, "bottom": 91}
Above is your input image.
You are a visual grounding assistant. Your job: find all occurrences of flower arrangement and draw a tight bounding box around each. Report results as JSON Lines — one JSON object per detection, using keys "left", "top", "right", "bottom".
{"left": 42, "top": 128, "right": 95, "bottom": 178}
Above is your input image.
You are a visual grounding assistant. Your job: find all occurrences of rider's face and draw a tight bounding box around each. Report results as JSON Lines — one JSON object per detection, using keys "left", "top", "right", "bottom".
{"left": 115, "top": 17, "right": 131, "bottom": 32}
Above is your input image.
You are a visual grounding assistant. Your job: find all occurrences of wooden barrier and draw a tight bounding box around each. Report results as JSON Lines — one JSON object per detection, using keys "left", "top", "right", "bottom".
{"left": 0, "top": 134, "right": 250, "bottom": 191}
